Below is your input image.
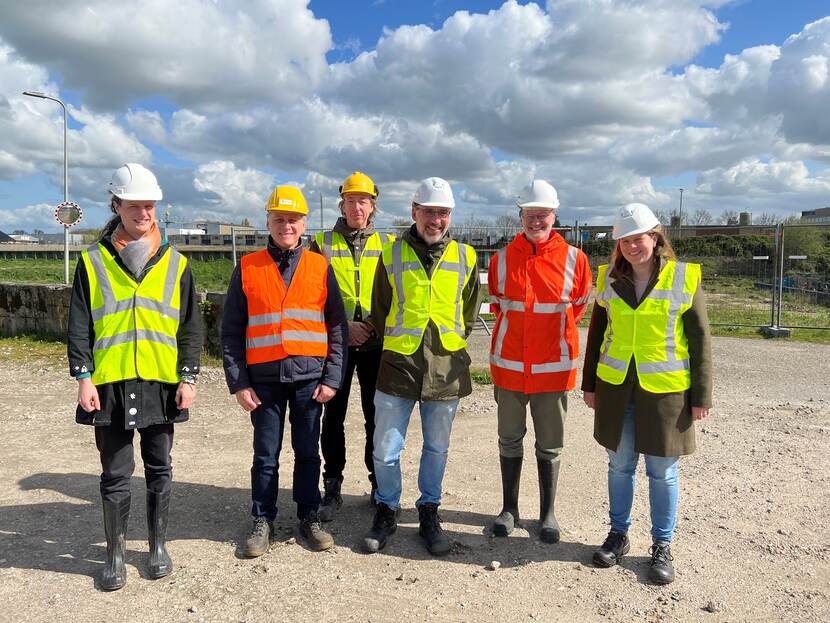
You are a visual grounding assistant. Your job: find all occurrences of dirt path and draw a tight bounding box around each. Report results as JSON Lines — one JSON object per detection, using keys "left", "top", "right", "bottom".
{"left": 1, "top": 332, "right": 828, "bottom": 622}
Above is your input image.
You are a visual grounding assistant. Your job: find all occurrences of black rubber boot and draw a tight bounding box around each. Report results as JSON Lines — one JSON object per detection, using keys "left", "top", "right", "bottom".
{"left": 492, "top": 455, "right": 522, "bottom": 536}
{"left": 537, "top": 459, "right": 561, "bottom": 544}
{"left": 418, "top": 503, "right": 451, "bottom": 556}
{"left": 100, "top": 497, "right": 130, "bottom": 591}
{"left": 318, "top": 477, "right": 343, "bottom": 522}
{"left": 146, "top": 490, "right": 173, "bottom": 579}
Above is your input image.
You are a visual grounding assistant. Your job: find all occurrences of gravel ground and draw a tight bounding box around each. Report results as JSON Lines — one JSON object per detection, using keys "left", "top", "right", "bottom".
{"left": 1, "top": 330, "right": 828, "bottom": 623}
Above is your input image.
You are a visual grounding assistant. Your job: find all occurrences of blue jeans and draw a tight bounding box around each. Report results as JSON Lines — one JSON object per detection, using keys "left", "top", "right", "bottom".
{"left": 607, "top": 402, "right": 679, "bottom": 543}
{"left": 249, "top": 380, "right": 322, "bottom": 521}
{"left": 372, "top": 390, "right": 459, "bottom": 510}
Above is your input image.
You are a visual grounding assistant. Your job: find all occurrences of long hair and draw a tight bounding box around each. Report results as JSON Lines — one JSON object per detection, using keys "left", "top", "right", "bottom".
{"left": 99, "top": 196, "right": 122, "bottom": 240}
{"left": 608, "top": 225, "right": 677, "bottom": 282}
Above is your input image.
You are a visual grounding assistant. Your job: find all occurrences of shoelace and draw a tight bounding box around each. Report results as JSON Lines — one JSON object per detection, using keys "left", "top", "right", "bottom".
{"left": 251, "top": 519, "right": 268, "bottom": 537}
{"left": 649, "top": 544, "right": 673, "bottom": 564}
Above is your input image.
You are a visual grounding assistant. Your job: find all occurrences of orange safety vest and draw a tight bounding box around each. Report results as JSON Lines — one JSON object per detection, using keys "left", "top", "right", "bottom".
{"left": 488, "top": 232, "right": 592, "bottom": 393}
{"left": 241, "top": 248, "right": 329, "bottom": 365}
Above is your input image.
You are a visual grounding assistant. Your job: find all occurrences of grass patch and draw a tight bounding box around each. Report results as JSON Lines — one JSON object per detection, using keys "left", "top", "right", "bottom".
{"left": 0, "top": 259, "right": 67, "bottom": 284}
{"left": 0, "top": 334, "right": 67, "bottom": 363}
{"left": 470, "top": 366, "right": 492, "bottom": 385}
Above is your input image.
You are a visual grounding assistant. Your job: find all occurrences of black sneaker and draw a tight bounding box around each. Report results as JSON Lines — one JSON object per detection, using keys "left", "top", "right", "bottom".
{"left": 593, "top": 530, "right": 630, "bottom": 568}
{"left": 243, "top": 517, "right": 273, "bottom": 558}
{"left": 418, "top": 503, "right": 451, "bottom": 556}
{"left": 648, "top": 542, "right": 675, "bottom": 584}
{"left": 299, "top": 512, "right": 334, "bottom": 551}
{"left": 363, "top": 502, "right": 397, "bottom": 553}
{"left": 318, "top": 477, "right": 343, "bottom": 522}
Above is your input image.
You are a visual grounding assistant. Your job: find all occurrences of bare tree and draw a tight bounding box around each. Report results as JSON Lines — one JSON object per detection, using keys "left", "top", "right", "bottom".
{"left": 652, "top": 208, "right": 672, "bottom": 226}
{"left": 754, "top": 212, "right": 780, "bottom": 225}
{"left": 690, "top": 209, "right": 713, "bottom": 225}
{"left": 720, "top": 209, "right": 739, "bottom": 225}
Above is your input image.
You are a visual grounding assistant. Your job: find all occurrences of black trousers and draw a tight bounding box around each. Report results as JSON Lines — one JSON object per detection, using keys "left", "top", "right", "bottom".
{"left": 95, "top": 412, "right": 174, "bottom": 502}
{"left": 321, "top": 346, "right": 382, "bottom": 486}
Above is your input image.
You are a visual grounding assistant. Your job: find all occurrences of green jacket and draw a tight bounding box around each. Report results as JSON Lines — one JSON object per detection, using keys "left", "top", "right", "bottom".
{"left": 370, "top": 225, "right": 482, "bottom": 401}
{"left": 581, "top": 258, "right": 713, "bottom": 457}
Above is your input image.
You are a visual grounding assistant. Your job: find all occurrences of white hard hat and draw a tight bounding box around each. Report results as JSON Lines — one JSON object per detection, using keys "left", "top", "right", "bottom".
{"left": 412, "top": 177, "right": 455, "bottom": 209}
{"left": 108, "top": 163, "right": 163, "bottom": 201}
{"left": 612, "top": 203, "right": 660, "bottom": 240}
{"left": 517, "top": 179, "right": 559, "bottom": 210}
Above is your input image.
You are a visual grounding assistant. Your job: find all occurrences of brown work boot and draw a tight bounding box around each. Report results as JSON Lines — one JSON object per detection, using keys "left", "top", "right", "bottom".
{"left": 242, "top": 517, "right": 272, "bottom": 558}
{"left": 299, "top": 512, "right": 334, "bottom": 551}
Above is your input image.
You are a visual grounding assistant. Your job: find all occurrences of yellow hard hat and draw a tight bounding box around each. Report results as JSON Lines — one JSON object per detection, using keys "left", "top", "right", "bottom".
{"left": 266, "top": 185, "right": 308, "bottom": 215}
{"left": 340, "top": 171, "right": 378, "bottom": 198}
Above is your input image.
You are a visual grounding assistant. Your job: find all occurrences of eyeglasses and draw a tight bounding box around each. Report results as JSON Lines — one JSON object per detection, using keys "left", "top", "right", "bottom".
{"left": 521, "top": 211, "right": 553, "bottom": 222}
{"left": 418, "top": 207, "right": 452, "bottom": 219}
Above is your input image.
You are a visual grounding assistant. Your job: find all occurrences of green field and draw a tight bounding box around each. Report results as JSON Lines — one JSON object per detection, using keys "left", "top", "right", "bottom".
{"left": 3, "top": 257, "right": 829, "bottom": 342}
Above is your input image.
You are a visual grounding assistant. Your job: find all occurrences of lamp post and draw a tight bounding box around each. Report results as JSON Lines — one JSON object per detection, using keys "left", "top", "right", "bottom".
{"left": 678, "top": 187, "right": 684, "bottom": 239}
{"left": 23, "top": 91, "right": 70, "bottom": 284}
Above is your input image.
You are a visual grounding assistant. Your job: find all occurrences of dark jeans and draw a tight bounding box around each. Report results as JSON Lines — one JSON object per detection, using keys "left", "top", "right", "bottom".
{"left": 321, "top": 346, "right": 381, "bottom": 486}
{"left": 250, "top": 379, "right": 323, "bottom": 521}
{"left": 95, "top": 412, "right": 174, "bottom": 502}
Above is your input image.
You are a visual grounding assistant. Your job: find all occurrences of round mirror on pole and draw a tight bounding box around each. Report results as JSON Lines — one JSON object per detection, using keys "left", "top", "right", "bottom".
{"left": 55, "top": 201, "right": 83, "bottom": 227}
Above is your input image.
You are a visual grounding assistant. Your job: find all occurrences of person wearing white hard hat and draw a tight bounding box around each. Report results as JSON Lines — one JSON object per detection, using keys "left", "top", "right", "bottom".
{"left": 487, "top": 180, "right": 592, "bottom": 543}
{"left": 67, "top": 163, "right": 202, "bottom": 590}
{"left": 362, "top": 177, "right": 481, "bottom": 556}
{"left": 582, "top": 203, "right": 712, "bottom": 585}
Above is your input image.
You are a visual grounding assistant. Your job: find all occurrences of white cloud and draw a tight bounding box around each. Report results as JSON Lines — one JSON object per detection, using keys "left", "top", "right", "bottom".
{"left": 697, "top": 159, "right": 830, "bottom": 196}
{"left": 192, "top": 160, "right": 276, "bottom": 223}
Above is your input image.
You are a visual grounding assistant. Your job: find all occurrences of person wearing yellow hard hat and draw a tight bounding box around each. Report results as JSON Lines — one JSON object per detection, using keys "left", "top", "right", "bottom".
{"left": 309, "top": 172, "right": 395, "bottom": 521}
{"left": 221, "top": 185, "right": 348, "bottom": 555}
{"left": 67, "top": 163, "right": 202, "bottom": 590}
{"left": 582, "top": 203, "right": 712, "bottom": 585}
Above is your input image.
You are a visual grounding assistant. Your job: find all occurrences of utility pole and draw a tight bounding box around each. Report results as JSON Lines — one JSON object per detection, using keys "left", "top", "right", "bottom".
{"left": 678, "top": 188, "right": 684, "bottom": 239}
{"left": 320, "top": 191, "right": 324, "bottom": 231}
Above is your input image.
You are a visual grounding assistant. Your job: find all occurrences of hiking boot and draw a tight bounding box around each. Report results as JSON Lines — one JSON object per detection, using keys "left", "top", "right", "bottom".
{"left": 100, "top": 496, "right": 130, "bottom": 591}
{"left": 538, "top": 459, "right": 561, "bottom": 543}
{"left": 648, "top": 542, "right": 675, "bottom": 584}
{"left": 146, "top": 489, "right": 173, "bottom": 579}
{"left": 418, "top": 503, "right": 451, "bottom": 556}
{"left": 299, "top": 512, "right": 334, "bottom": 551}
{"left": 492, "top": 455, "right": 522, "bottom": 537}
{"left": 593, "top": 530, "right": 630, "bottom": 568}
{"left": 242, "top": 517, "right": 272, "bottom": 558}
{"left": 318, "top": 477, "right": 343, "bottom": 522}
{"left": 363, "top": 502, "right": 397, "bottom": 553}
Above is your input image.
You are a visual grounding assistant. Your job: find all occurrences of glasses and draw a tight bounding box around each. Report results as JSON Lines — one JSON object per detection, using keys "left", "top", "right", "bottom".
{"left": 521, "top": 211, "right": 553, "bottom": 222}
{"left": 418, "top": 207, "right": 452, "bottom": 219}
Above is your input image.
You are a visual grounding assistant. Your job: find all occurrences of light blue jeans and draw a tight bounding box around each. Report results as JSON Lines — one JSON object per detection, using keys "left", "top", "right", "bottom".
{"left": 372, "top": 390, "right": 459, "bottom": 510}
{"left": 607, "top": 402, "right": 679, "bottom": 543}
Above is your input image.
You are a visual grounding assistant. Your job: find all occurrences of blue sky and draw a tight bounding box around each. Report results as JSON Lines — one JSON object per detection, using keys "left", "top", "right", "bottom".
{"left": 1, "top": 0, "right": 830, "bottom": 232}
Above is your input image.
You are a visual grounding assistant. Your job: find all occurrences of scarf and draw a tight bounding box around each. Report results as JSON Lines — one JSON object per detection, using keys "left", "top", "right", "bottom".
{"left": 111, "top": 220, "right": 162, "bottom": 277}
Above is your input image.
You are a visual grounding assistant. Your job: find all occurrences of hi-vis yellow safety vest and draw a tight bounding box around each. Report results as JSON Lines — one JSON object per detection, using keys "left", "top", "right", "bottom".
{"left": 81, "top": 243, "right": 186, "bottom": 385}
{"left": 314, "top": 230, "right": 394, "bottom": 320}
{"left": 381, "top": 238, "right": 477, "bottom": 355}
{"left": 594, "top": 261, "right": 701, "bottom": 393}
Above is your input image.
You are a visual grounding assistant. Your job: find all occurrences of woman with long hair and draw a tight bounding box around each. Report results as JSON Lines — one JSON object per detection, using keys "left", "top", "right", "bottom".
{"left": 582, "top": 203, "right": 712, "bottom": 584}
{"left": 67, "top": 163, "right": 201, "bottom": 590}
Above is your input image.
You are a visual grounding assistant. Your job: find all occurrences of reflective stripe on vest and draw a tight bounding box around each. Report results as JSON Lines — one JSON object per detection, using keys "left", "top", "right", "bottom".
{"left": 314, "top": 230, "right": 393, "bottom": 320}
{"left": 82, "top": 243, "right": 185, "bottom": 385}
{"left": 242, "top": 249, "right": 329, "bottom": 364}
{"left": 489, "top": 244, "right": 580, "bottom": 375}
{"left": 595, "top": 261, "right": 700, "bottom": 393}
{"left": 381, "top": 239, "right": 476, "bottom": 355}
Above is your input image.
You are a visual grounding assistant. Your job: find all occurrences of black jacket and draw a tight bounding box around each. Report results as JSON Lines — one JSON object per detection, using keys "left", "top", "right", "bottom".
{"left": 221, "top": 238, "right": 348, "bottom": 394}
{"left": 67, "top": 238, "right": 202, "bottom": 428}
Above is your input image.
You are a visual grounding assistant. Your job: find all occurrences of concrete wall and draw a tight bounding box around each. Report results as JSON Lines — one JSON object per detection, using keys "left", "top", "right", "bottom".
{"left": 0, "top": 283, "right": 225, "bottom": 357}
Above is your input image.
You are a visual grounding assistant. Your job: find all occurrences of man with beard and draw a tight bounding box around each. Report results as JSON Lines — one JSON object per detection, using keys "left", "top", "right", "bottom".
{"left": 362, "top": 177, "right": 481, "bottom": 556}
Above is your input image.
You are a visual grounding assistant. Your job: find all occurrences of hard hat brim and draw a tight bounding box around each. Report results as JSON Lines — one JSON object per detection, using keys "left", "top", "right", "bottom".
{"left": 110, "top": 189, "right": 163, "bottom": 201}
{"left": 518, "top": 201, "right": 558, "bottom": 210}
{"left": 414, "top": 200, "right": 455, "bottom": 209}
{"left": 612, "top": 220, "right": 660, "bottom": 240}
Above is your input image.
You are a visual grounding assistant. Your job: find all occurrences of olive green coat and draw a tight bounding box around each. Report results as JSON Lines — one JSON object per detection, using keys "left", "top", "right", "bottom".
{"left": 581, "top": 260, "right": 713, "bottom": 457}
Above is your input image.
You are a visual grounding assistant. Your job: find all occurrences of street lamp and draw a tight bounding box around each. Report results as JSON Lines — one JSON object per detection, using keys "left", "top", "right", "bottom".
{"left": 23, "top": 90, "right": 70, "bottom": 284}
{"left": 678, "top": 188, "right": 684, "bottom": 239}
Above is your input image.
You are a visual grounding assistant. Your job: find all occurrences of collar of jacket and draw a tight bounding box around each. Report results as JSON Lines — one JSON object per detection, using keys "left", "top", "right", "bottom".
{"left": 513, "top": 230, "right": 566, "bottom": 255}
{"left": 101, "top": 236, "right": 170, "bottom": 281}
{"left": 267, "top": 236, "right": 304, "bottom": 264}
{"left": 403, "top": 224, "right": 451, "bottom": 255}
{"left": 333, "top": 216, "right": 375, "bottom": 245}
{"left": 609, "top": 256, "right": 668, "bottom": 308}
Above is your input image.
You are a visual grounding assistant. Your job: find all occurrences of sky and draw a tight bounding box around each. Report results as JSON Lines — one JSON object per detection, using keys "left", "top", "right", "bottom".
{"left": 1, "top": 0, "right": 830, "bottom": 233}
